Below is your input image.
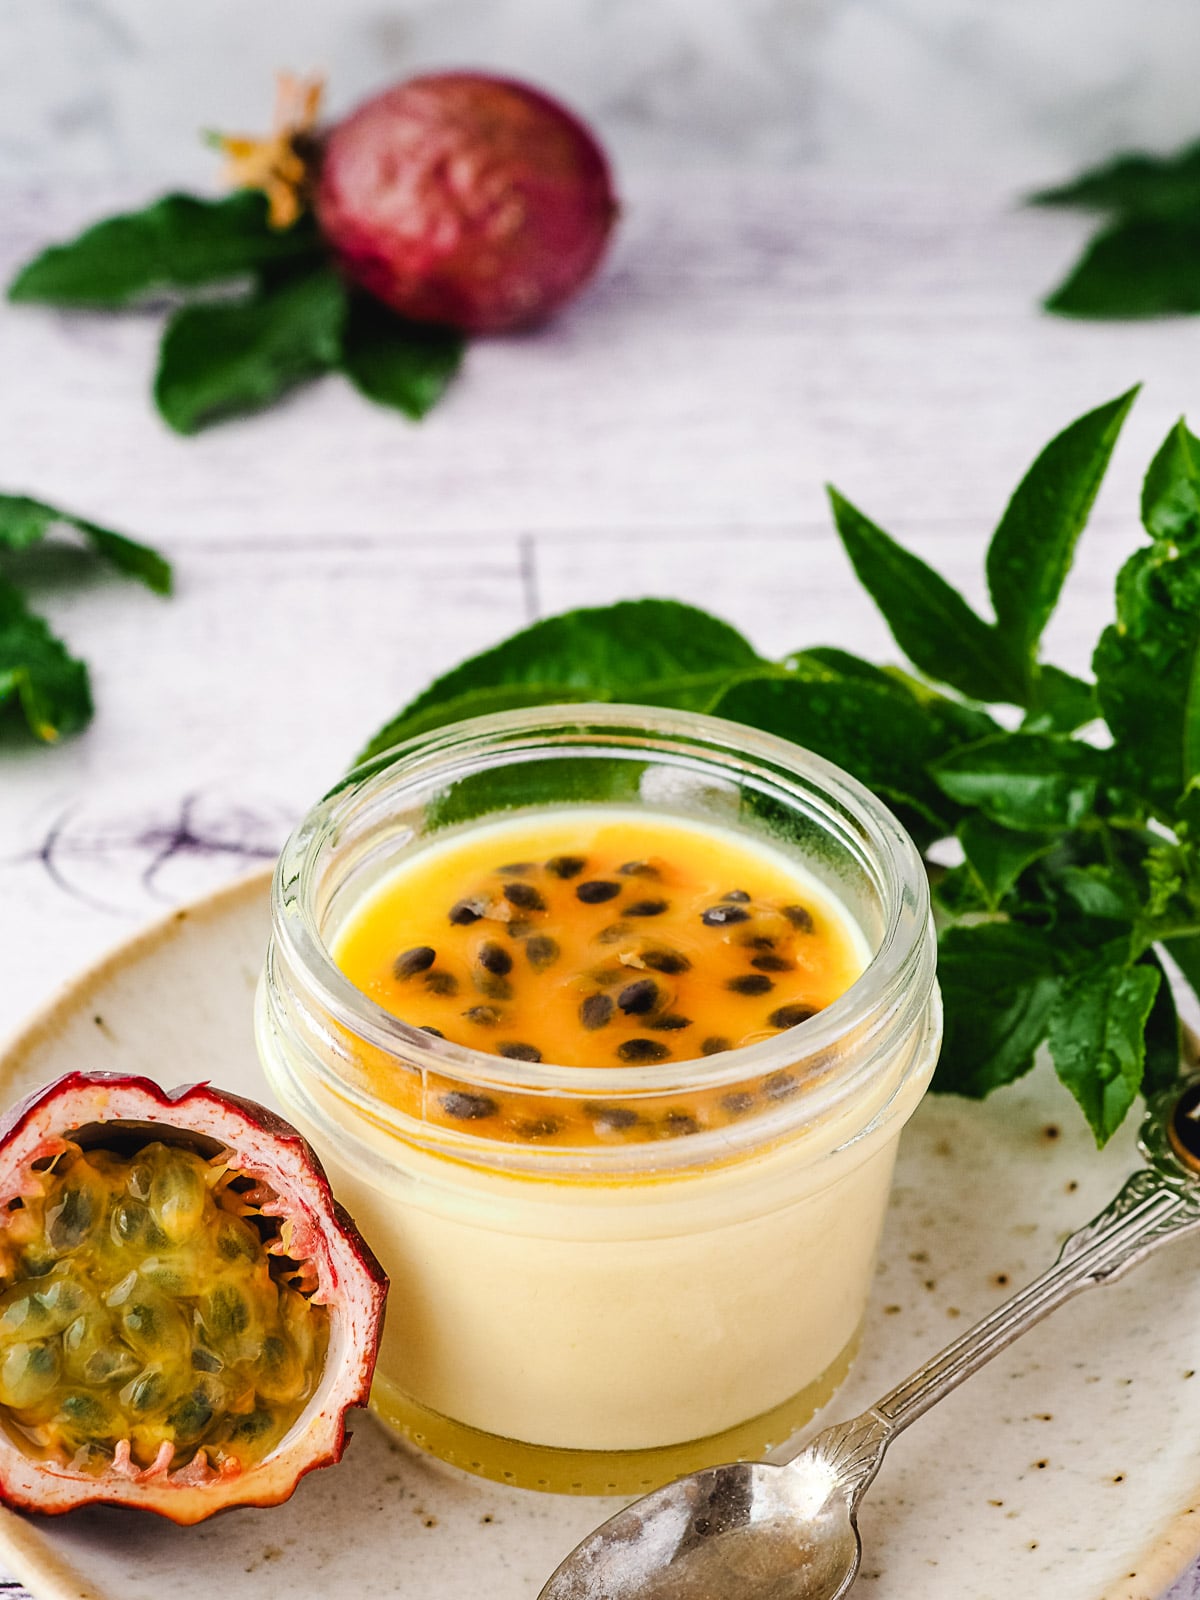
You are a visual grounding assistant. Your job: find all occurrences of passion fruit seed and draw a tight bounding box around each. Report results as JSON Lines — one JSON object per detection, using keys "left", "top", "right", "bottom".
{"left": 642, "top": 948, "right": 691, "bottom": 975}
{"left": 701, "top": 903, "right": 751, "bottom": 927}
{"left": 497, "top": 1041, "right": 543, "bottom": 1063}
{"left": 617, "top": 1038, "right": 671, "bottom": 1064}
{"left": 782, "top": 905, "right": 814, "bottom": 931}
{"left": 577, "top": 880, "right": 621, "bottom": 904}
{"left": 0, "top": 1142, "right": 329, "bottom": 1479}
{"left": 618, "top": 861, "right": 660, "bottom": 879}
{"left": 722, "top": 889, "right": 752, "bottom": 902}
{"left": 752, "top": 954, "right": 794, "bottom": 973}
{"left": 463, "top": 1004, "right": 501, "bottom": 1026}
{"left": 440, "top": 1092, "right": 499, "bottom": 1121}
{"left": 546, "top": 855, "right": 587, "bottom": 879}
{"left": 727, "top": 973, "right": 775, "bottom": 997}
{"left": 525, "top": 935, "right": 560, "bottom": 971}
{"left": 503, "top": 882, "right": 546, "bottom": 912}
{"left": 449, "top": 899, "right": 484, "bottom": 926}
{"left": 625, "top": 899, "right": 669, "bottom": 918}
{"left": 394, "top": 945, "right": 437, "bottom": 979}
{"left": 580, "top": 993, "right": 614, "bottom": 1031}
{"left": 477, "top": 942, "right": 513, "bottom": 978}
{"left": 617, "top": 979, "right": 659, "bottom": 1016}
{"left": 424, "top": 971, "right": 458, "bottom": 996}
{"left": 768, "top": 1004, "right": 817, "bottom": 1029}
{"left": 647, "top": 1013, "right": 691, "bottom": 1032}
{"left": 701, "top": 1036, "right": 732, "bottom": 1056}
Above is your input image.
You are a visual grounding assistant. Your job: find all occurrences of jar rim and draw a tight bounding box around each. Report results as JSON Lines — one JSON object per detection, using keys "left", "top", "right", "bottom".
{"left": 269, "top": 703, "right": 934, "bottom": 1148}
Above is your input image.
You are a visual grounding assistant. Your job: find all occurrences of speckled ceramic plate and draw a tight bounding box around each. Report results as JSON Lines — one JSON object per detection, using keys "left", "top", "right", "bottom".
{"left": 0, "top": 872, "right": 1197, "bottom": 1600}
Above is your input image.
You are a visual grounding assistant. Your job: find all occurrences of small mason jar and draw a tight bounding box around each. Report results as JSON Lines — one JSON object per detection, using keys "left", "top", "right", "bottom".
{"left": 256, "top": 704, "right": 940, "bottom": 1495}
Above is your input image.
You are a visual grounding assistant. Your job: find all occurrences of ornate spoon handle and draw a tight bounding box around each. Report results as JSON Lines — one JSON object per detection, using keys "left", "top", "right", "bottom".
{"left": 794, "top": 1080, "right": 1200, "bottom": 1510}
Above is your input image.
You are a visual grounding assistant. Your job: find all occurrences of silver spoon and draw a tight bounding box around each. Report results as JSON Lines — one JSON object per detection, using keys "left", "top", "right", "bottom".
{"left": 538, "top": 1076, "right": 1200, "bottom": 1600}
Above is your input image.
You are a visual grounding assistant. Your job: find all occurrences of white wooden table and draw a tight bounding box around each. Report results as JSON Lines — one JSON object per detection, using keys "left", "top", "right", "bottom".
{"left": 0, "top": 169, "right": 1197, "bottom": 1598}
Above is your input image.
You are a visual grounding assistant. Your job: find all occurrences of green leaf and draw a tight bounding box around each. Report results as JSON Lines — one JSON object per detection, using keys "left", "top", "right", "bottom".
{"left": 932, "top": 732, "right": 1109, "bottom": 830}
{"left": 0, "top": 578, "right": 92, "bottom": 742}
{"left": 396, "top": 601, "right": 763, "bottom": 729}
{"left": 1141, "top": 417, "right": 1200, "bottom": 544}
{"left": 155, "top": 266, "right": 347, "bottom": 434}
{"left": 357, "top": 683, "right": 601, "bottom": 765}
{"left": 985, "top": 388, "right": 1137, "bottom": 666}
{"left": 957, "top": 815, "right": 1053, "bottom": 908}
{"left": 1058, "top": 864, "right": 1141, "bottom": 923}
{"left": 0, "top": 495, "right": 171, "bottom": 595}
{"left": 1044, "top": 218, "right": 1200, "bottom": 319}
{"left": 711, "top": 674, "right": 956, "bottom": 837}
{"left": 1141, "top": 949, "right": 1182, "bottom": 1097}
{"left": 933, "top": 922, "right": 1061, "bottom": 1097}
{"left": 1030, "top": 142, "right": 1200, "bottom": 220}
{"left": 1021, "top": 664, "right": 1099, "bottom": 734}
{"left": 340, "top": 295, "right": 463, "bottom": 420}
{"left": 8, "top": 191, "right": 321, "bottom": 309}
{"left": 1094, "top": 516, "right": 1200, "bottom": 811}
{"left": 1047, "top": 959, "right": 1159, "bottom": 1143}
{"left": 827, "top": 487, "right": 1023, "bottom": 703}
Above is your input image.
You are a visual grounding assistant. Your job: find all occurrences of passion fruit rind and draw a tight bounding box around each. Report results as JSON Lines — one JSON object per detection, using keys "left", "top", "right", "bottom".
{"left": 0, "top": 1072, "right": 386, "bottom": 1522}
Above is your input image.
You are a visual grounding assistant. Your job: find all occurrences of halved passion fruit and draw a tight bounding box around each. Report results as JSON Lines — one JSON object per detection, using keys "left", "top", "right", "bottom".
{"left": 0, "top": 1072, "right": 386, "bottom": 1522}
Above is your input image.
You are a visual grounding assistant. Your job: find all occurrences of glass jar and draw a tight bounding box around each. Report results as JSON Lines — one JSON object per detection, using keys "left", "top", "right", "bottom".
{"left": 255, "top": 704, "right": 940, "bottom": 1495}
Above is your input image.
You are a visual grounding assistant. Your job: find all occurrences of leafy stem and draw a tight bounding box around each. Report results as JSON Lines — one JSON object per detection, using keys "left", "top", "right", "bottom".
{"left": 358, "top": 389, "right": 1200, "bottom": 1149}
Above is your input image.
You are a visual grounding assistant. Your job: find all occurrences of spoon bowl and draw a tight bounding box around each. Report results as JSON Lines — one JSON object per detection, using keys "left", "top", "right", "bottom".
{"left": 539, "top": 1455, "right": 862, "bottom": 1600}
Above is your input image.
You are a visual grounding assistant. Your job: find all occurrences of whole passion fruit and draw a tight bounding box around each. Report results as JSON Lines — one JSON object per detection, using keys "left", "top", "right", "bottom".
{"left": 315, "top": 72, "right": 618, "bottom": 333}
{"left": 0, "top": 1072, "right": 386, "bottom": 1522}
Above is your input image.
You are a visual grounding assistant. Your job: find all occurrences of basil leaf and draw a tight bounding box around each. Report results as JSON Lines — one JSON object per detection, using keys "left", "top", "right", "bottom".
{"left": 1050, "top": 864, "right": 1141, "bottom": 926}
{"left": 1030, "top": 142, "right": 1200, "bottom": 221}
{"left": 786, "top": 647, "right": 898, "bottom": 689}
{"left": 957, "top": 815, "right": 1053, "bottom": 908}
{"left": 396, "top": 602, "right": 762, "bottom": 728}
{"left": 1094, "top": 508, "right": 1200, "bottom": 811}
{"left": 1043, "top": 218, "right": 1200, "bottom": 319}
{"left": 712, "top": 674, "right": 955, "bottom": 837}
{"left": 0, "top": 495, "right": 171, "bottom": 595}
{"left": 1141, "top": 949, "right": 1182, "bottom": 1096}
{"left": 357, "top": 683, "right": 602, "bottom": 765}
{"left": 0, "top": 578, "right": 92, "bottom": 742}
{"left": 1047, "top": 959, "right": 1159, "bottom": 1144}
{"left": 340, "top": 295, "right": 464, "bottom": 420}
{"left": 826, "top": 487, "right": 1023, "bottom": 704}
{"left": 985, "top": 388, "right": 1137, "bottom": 667}
{"left": 933, "top": 923, "right": 1060, "bottom": 1097}
{"left": 1022, "top": 664, "right": 1098, "bottom": 734}
{"left": 8, "top": 192, "right": 321, "bottom": 309}
{"left": 932, "top": 733, "right": 1109, "bottom": 830}
{"left": 1141, "top": 417, "right": 1200, "bottom": 544}
{"left": 155, "top": 266, "right": 347, "bottom": 434}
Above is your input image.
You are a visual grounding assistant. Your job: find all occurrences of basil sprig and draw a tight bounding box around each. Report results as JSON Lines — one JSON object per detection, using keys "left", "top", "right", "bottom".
{"left": 361, "top": 388, "right": 1200, "bottom": 1146}
{"left": 8, "top": 192, "right": 462, "bottom": 432}
{"left": 0, "top": 496, "right": 170, "bottom": 743}
{"left": 1033, "top": 140, "right": 1200, "bottom": 318}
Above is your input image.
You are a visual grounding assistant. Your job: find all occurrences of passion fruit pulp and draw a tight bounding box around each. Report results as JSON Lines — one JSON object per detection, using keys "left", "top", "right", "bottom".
{"left": 0, "top": 1073, "right": 386, "bottom": 1521}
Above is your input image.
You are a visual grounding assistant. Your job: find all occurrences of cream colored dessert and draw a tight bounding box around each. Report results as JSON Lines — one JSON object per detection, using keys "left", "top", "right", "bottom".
{"left": 257, "top": 807, "right": 939, "bottom": 1493}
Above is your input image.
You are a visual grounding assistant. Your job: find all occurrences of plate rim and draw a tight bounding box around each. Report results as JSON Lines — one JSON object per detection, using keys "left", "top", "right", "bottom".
{"left": 0, "top": 867, "right": 1196, "bottom": 1600}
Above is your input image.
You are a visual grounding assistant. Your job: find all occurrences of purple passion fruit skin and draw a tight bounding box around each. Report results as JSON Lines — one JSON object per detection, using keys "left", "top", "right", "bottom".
{"left": 0, "top": 1073, "right": 386, "bottom": 1523}
{"left": 315, "top": 72, "right": 618, "bottom": 334}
